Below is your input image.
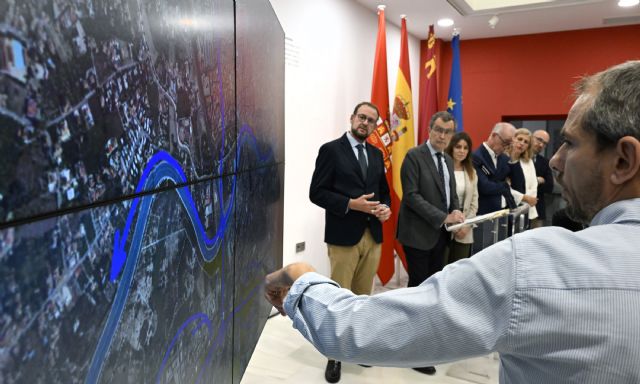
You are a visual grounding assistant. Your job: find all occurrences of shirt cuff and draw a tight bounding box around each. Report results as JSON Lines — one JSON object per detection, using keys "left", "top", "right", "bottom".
{"left": 284, "top": 272, "right": 339, "bottom": 319}
{"left": 510, "top": 188, "right": 524, "bottom": 204}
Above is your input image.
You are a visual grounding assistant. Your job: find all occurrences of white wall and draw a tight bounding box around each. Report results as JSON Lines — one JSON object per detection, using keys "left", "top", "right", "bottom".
{"left": 269, "top": 0, "right": 422, "bottom": 276}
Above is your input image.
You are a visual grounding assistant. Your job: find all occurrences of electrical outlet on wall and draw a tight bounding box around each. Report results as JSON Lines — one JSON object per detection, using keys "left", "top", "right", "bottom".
{"left": 295, "top": 242, "right": 305, "bottom": 253}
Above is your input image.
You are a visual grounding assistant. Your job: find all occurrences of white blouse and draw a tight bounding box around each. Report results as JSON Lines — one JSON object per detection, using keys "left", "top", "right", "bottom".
{"left": 519, "top": 159, "right": 539, "bottom": 220}
{"left": 454, "top": 170, "right": 466, "bottom": 204}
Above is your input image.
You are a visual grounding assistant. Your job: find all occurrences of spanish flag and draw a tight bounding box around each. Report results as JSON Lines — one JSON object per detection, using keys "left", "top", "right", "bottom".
{"left": 387, "top": 15, "right": 415, "bottom": 275}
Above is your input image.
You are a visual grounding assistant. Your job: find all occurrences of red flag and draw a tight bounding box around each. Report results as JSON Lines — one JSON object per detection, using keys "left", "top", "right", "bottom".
{"left": 418, "top": 25, "right": 439, "bottom": 144}
{"left": 368, "top": 5, "right": 396, "bottom": 285}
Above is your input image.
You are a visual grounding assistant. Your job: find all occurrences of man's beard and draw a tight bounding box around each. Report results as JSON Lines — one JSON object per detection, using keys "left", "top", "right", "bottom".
{"left": 351, "top": 125, "right": 369, "bottom": 141}
{"left": 564, "top": 202, "right": 592, "bottom": 225}
{"left": 559, "top": 169, "right": 602, "bottom": 225}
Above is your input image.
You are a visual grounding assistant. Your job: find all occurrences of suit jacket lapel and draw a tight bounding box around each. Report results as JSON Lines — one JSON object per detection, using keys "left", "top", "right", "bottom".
{"left": 340, "top": 133, "right": 366, "bottom": 182}
{"left": 480, "top": 145, "right": 497, "bottom": 172}
{"left": 421, "top": 145, "right": 446, "bottom": 198}
{"left": 444, "top": 153, "right": 456, "bottom": 207}
{"left": 364, "top": 142, "right": 377, "bottom": 182}
{"left": 496, "top": 153, "right": 509, "bottom": 176}
{"left": 445, "top": 154, "right": 455, "bottom": 182}
{"left": 467, "top": 171, "right": 475, "bottom": 211}
{"left": 474, "top": 146, "right": 497, "bottom": 179}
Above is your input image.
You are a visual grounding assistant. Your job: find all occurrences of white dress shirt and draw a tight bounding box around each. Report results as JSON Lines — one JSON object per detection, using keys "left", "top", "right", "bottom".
{"left": 346, "top": 131, "right": 368, "bottom": 165}
{"left": 426, "top": 141, "right": 451, "bottom": 210}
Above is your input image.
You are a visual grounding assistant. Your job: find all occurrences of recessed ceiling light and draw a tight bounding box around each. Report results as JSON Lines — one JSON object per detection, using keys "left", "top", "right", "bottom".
{"left": 464, "top": 0, "right": 553, "bottom": 11}
{"left": 618, "top": 0, "right": 639, "bottom": 7}
{"left": 438, "top": 18, "right": 454, "bottom": 27}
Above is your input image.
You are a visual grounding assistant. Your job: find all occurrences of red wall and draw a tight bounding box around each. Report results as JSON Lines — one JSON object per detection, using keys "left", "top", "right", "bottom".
{"left": 421, "top": 25, "right": 640, "bottom": 149}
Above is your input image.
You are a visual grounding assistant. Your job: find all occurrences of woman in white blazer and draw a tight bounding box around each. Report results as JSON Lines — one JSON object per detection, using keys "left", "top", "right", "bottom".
{"left": 507, "top": 128, "right": 539, "bottom": 221}
{"left": 445, "top": 132, "right": 478, "bottom": 263}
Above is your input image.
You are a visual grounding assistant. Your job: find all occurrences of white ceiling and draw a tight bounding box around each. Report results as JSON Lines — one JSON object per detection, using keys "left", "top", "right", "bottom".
{"left": 354, "top": 0, "right": 640, "bottom": 41}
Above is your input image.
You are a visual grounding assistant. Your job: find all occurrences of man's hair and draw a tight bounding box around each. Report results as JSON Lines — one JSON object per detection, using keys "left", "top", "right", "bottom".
{"left": 352, "top": 102, "right": 380, "bottom": 119}
{"left": 429, "top": 111, "right": 456, "bottom": 130}
{"left": 577, "top": 60, "right": 640, "bottom": 151}
{"left": 491, "top": 122, "right": 511, "bottom": 134}
{"left": 533, "top": 129, "right": 549, "bottom": 138}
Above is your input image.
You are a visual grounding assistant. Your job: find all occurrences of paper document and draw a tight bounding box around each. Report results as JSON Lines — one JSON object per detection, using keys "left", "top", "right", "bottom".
{"left": 445, "top": 209, "right": 510, "bottom": 232}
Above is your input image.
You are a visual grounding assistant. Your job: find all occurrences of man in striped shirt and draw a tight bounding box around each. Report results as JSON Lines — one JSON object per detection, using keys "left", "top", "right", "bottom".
{"left": 266, "top": 61, "right": 640, "bottom": 383}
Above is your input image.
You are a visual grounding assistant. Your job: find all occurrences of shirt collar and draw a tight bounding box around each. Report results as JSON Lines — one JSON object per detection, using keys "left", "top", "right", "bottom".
{"left": 590, "top": 198, "right": 640, "bottom": 227}
{"left": 483, "top": 142, "right": 498, "bottom": 159}
{"left": 346, "top": 131, "right": 365, "bottom": 148}
{"left": 426, "top": 140, "right": 440, "bottom": 156}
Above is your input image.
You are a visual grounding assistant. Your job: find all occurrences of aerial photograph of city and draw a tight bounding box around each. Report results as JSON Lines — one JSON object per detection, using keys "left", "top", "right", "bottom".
{"left": 0, "top": 0, "right": 236, "bottom": 225}
{"left": 0, "top": 0, "right": 284, "bottom": 382}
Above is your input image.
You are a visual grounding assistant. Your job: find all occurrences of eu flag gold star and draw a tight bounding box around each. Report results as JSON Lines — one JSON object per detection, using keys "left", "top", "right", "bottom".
{"left": 447, "top": 98, "right": 456, "bottom": 110}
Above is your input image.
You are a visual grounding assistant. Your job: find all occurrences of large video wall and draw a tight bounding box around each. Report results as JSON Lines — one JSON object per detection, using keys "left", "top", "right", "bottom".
{"left": 0, "top": 0, "right": 284, "bottom": 382}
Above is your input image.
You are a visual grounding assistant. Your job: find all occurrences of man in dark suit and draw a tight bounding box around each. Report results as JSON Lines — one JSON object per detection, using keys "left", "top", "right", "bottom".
{"left": 396, "top": 111, "right": 465, "bottom": 376}
{"left": 531, "top": 130, "right": 554, "bottom": 227}
{"left": 472, "top": 122, "right": 518, "bottom": 215}
{"left": 309, "top": 101, "right": 391, "bottom": 383}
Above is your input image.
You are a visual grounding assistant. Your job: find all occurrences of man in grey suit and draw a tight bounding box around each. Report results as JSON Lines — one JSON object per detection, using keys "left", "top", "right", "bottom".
{"left": 396, "top": 111, "right": 465, "bottom": 375}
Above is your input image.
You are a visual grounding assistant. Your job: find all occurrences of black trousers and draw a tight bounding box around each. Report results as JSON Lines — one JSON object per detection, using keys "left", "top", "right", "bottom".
{"left": 402, "top": 227, "right": 450, "bottom": 287}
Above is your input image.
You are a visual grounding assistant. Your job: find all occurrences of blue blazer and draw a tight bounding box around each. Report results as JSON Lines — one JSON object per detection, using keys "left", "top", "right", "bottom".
{"left": 309, "top": 133, "right": 391, "bottom": 246}
{"left": 472, "top": 145, "right": 516, "bottom": 214}
{"left": 509, "top": 161, "right": 526, "bottom": 195}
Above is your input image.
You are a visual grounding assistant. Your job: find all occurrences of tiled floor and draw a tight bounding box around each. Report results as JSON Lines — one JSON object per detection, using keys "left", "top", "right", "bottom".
{"left": 241, "top": 261, "right": 500, "bottom": 384}
{"left": 240, "top": 314, "right": 500, "bottom": 384}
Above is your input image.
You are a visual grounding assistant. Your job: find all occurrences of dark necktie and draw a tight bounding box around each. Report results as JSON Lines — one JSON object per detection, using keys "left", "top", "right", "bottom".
{"left": 435, "top": 152, "right": 445, "bottom": 185}
{"left": 436, "top": 152, "right": 447, "bottom": 207}
{"left": 356, "top": 144, "right": 367, "bottom": 180}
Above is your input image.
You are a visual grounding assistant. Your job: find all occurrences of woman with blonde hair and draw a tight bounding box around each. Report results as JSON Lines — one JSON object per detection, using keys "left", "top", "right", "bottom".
{"left": 507, "top": 128, "right": 538, "bottom": 222}
{"left": 445, "top": 132, "right": 478, "bottom": 262}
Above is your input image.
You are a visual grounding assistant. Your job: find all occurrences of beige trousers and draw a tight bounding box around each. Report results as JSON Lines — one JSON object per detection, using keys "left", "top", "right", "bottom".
{"left": 327, "top": 228, "right": 381, "bottom": 295}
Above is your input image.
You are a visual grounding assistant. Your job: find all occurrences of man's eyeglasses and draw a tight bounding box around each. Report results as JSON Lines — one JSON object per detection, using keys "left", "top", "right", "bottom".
{"left": 431, "top": 126, "right": 455, "bottom": 136}
{"left": 356, "top": 114, "right": 377, "bottom": 125}
{"left": 534, "top": 136, "right": 549, "bottom": 146}
{"left": 495, "top": 132, "right": 512, "bottom": 146}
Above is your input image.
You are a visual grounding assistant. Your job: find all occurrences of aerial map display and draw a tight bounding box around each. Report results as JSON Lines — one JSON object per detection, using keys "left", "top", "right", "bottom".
{"left": 0, "top": 0, "right": 284, "bottom": 382}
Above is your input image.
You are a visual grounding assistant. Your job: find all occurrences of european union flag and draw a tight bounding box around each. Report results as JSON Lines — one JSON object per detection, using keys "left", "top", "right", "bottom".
{"left": 447, "top": 33, "right": 463, "bottom": 132}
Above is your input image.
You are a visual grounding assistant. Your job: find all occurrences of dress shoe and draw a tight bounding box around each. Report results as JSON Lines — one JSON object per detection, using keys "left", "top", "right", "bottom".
{"left": 325, "top": 359, "right": 341, "bottom": 383}
{"left": 412, "top": 366, "right": 436, "bottom": 375}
